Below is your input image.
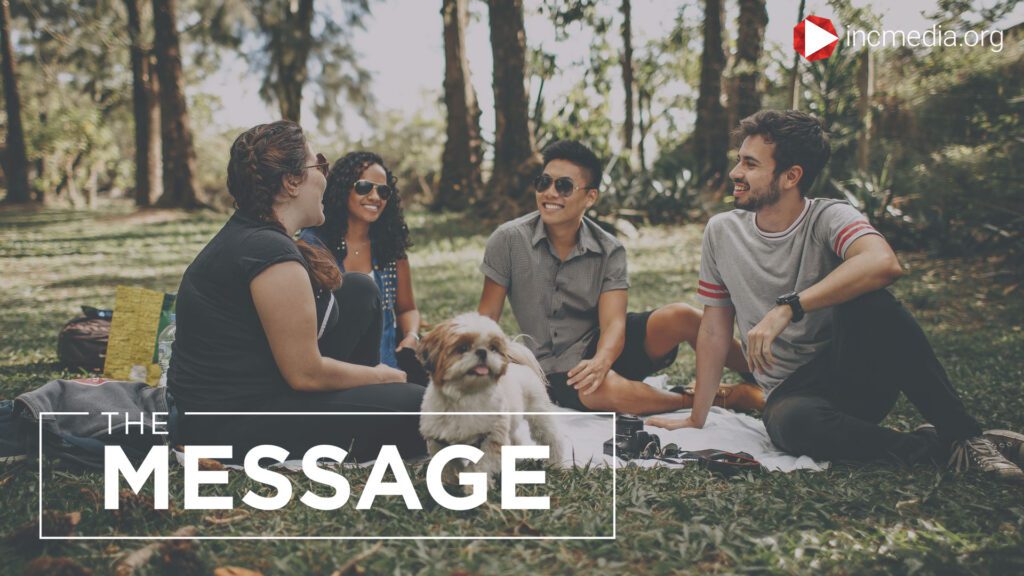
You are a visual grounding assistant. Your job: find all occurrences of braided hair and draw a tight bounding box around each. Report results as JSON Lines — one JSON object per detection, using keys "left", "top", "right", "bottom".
{"left": 226, "top": 121, "right": 341, "bottom": 291}
{"left": 319, "top": 151, "right": 412, "bottom": 267}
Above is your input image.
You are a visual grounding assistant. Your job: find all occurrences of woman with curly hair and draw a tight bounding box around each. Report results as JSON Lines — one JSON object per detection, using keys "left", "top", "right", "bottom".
{"left": 168, "top": 121, "right": 425, "bottom": 461}
{"left": 299, "top": 152, "right": 423, "bottom": 376}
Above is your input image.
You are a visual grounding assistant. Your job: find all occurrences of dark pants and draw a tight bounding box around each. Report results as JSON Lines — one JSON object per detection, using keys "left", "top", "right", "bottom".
{"left": 762, "top": 290, "right": 981, "bottom": 465}
{"left": 177, "top": 273, "right": 425, "bottom": 462}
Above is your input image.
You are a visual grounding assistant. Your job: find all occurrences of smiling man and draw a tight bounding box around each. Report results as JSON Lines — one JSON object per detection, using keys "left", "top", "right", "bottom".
{"left": 478, "top": 140, "right": 752, "bottom": 414}
{"left": 647, "top": 110, "right": 1024, "bottom": 482}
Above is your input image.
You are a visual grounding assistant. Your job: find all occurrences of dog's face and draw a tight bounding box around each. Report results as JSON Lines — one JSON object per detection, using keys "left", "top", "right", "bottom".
{"left": 418, "top": 313, "right": 510, "bottom": 396}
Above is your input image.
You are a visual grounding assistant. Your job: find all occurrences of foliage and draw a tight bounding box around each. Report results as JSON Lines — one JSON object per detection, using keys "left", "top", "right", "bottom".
{"left": 1, "top": 207, "right": 1023, "bottom": 573}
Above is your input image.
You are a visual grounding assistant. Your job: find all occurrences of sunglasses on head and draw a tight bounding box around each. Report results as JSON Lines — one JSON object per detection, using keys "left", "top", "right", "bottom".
{"left": 305, "top": 153, "right": 329, "bottom": 178}
{"left": 532, "top": 174, "right": 586, "bottom": 198}
{"left": 353, "top": 179, "right": 394, "bottom": 201}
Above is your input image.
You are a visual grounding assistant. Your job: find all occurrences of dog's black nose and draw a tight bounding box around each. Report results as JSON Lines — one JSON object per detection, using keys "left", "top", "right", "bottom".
{"left": 475, "top": 348, "right": 488, "bottom": 361}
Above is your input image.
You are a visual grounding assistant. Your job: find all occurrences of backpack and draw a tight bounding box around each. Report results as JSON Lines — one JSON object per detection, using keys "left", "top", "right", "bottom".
{"left": 57, "top": 317, "right": 110, "bottom": 372}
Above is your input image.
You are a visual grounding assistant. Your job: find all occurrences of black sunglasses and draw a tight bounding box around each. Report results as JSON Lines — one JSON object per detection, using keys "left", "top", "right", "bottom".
{"left": 533, "top": 174, "right": 586, "bottom": 198}
{"left": 353, "top": 179, "right": 394, "bottom": 201}
{"left": 305, "top": 153, "right": 329, "bottom": 178}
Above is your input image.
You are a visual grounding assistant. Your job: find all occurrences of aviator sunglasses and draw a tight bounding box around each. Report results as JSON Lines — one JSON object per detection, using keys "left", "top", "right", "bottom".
{"left": 305, "top": 153, "right": 330, "bottom": 178}
{"left": 353, "top": 179, "right": 394, "bottom": 201}
{"left": 532, "top": 174, "right": 587, "bottom": 198}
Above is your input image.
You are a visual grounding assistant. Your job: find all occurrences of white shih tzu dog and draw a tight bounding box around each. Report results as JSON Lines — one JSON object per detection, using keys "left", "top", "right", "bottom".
{"left": 418, "top": 313, "right": 565, "bottom": 483}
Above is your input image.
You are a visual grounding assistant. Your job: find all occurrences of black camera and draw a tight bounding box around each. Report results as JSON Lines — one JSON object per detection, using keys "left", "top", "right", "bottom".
{"left": 603, "top": 415, "right": 661, "bottom": 460}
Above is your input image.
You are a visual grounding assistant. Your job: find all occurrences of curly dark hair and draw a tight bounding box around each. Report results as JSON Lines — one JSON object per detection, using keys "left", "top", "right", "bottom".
{"left": 319, "top": 151, "right": 412, "bottom": 266}
{"left": 226, "top": 121, "right": 341, "bottom": 291}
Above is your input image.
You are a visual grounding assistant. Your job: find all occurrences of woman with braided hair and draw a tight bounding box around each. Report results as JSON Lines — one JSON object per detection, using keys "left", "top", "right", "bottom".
{"left": 168, "top": 121, "right": 426, "bottom": 462}
{"left": 298, "top": 152, "right": 425, "bottom": 380}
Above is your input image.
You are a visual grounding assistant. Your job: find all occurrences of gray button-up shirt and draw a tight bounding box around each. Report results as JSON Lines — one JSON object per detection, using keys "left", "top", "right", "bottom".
{"left": 480, "top": 211, "right": 629, "bottom": 373}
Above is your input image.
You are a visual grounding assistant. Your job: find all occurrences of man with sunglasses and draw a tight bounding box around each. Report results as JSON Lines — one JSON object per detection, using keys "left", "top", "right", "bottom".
{"left": 478, "top": 140, "right": 750, "bottom": 414}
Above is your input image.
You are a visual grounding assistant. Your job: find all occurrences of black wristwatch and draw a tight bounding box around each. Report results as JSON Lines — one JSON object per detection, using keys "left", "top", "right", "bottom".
{"left": 776, "top": 292, "right": 805, "bottom": 323}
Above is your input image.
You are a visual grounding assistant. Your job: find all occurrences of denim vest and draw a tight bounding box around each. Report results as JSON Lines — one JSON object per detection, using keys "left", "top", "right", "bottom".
{"left": 297, "top": 229, "right": 399, "bottom": 368}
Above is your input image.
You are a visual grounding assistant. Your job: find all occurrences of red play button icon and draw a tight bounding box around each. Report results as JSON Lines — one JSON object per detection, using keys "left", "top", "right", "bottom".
{"left": 794, "top": 15, "right": 839, "bottom": 61}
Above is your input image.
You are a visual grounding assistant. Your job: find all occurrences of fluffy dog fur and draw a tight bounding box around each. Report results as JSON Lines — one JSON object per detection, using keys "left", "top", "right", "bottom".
{"left": 418, "top": 313, "right": 565, "bottom": 482}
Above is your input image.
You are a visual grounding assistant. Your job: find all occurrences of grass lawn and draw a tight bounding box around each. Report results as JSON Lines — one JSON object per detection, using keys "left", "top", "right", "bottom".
{"left": 1, "top": 204, "right": 1022, "bottom": 575}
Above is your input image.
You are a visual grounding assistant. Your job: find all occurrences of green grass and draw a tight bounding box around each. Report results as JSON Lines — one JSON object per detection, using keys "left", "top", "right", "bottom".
{"left": 1, "top": 204, "right": 1023, "bottom": 575}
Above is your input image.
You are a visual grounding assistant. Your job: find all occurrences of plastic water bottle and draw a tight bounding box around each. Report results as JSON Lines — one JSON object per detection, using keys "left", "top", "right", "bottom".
{"left": 157, "top": 314, "right": 176, "bottom": 387}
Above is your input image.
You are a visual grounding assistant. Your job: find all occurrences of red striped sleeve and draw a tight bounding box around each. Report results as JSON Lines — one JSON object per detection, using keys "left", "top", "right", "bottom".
{"left": 697, "top": 279, "right": 730, "bottom": 299}
{"left": 833, "top": 220, "right": 876, "bottom": 256}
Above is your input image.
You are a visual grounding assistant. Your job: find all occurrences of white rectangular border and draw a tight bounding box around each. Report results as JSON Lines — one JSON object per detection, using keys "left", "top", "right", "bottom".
{"left": 39, "top": 411, "right": 617, "bottom": 540}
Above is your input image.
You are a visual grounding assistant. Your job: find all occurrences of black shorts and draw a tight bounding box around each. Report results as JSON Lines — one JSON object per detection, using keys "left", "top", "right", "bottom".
{"left": 545, "top": 310, "right": 680, "bottom": 411}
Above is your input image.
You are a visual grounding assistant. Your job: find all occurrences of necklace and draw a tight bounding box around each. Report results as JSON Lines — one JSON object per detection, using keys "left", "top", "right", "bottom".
{"left": 339, "top": 238, "right": 370, "bottom": 257}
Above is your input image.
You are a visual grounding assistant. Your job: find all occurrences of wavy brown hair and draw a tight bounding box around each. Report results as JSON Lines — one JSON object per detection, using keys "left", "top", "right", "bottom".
{"left": 226, "top": 120, "right": 341, "bottom": 291}
{"left": 318, "top": 151, "right": 411, "bottom": 265}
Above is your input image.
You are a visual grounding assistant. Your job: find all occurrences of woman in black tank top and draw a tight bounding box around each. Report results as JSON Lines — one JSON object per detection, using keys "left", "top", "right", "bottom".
{"left": 168, "top": 121, "right": 425, "bottom": 462}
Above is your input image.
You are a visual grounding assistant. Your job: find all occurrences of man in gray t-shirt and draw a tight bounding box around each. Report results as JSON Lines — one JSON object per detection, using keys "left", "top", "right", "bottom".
{"left": 648, "top": 110, "right": 1023, "bottom": 483}
{"left": 478, "top": 140, "right": 753, "bottom": 415}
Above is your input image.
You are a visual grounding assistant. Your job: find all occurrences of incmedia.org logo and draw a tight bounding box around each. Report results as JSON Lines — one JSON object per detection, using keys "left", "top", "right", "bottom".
{"left": 794, "top": 15, "right": 1006, "bottom": 59}
{"left": 793, "top": 15, "right": 840, "bottom": 61}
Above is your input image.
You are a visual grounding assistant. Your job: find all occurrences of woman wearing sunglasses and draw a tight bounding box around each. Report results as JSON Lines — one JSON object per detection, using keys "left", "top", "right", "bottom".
{"left": 168, "top": 122, "right": 424, "bottom": 462}
{"left": 298, "top": 151, "right": 424, "bottom": 379}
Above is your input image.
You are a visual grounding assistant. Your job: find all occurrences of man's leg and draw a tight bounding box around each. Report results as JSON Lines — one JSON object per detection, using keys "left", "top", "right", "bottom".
{"left": 575, "top": 369, "right": 687, "bottom": 414}
{"left": 830, "top": 290, "right": 981, "bottom": 443}
{"left": 643, "top": 304, "right": 764, "bottom": 411}
{"left": 762, "top": 353, "right": 941, "bottom": 464}
{"left": 643, "top": 303, "right": 748, "bottom": 374}
{"left": 763, "top": 391, "right": 939, "bottom": 464}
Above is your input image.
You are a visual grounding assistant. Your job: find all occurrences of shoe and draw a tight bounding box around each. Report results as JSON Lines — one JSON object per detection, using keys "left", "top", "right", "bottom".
{"left": 948, "top": 435, "right": 1024, "bottom": 483}
{"left": 983, "top": 429, "right": 1024, "bottom": 467}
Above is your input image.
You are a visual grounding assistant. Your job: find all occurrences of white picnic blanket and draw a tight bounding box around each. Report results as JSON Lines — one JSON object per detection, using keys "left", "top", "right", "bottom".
{"left": 552, "top": 406, "right": 828, "bottom": 472}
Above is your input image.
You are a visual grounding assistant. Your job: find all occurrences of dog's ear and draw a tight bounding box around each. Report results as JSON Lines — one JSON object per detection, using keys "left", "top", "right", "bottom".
{"left": 417, "top": 325, "right": 443, "bottom": 373}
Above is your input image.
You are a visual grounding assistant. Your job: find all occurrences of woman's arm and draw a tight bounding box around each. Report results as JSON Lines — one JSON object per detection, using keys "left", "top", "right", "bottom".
{"left": 251, "top": 261, "right": 405, "bottom": 391}
{"left": 394, "top": 258, "right": 421, "bottom": 350}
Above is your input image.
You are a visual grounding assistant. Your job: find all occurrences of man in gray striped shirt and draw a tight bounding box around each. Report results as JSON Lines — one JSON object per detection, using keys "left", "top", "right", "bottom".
{"left": 648, "top": 110, "right": 1023, "bottom": 482}
{"left": 478, "top": 140, "right": 751, "bottom": 414}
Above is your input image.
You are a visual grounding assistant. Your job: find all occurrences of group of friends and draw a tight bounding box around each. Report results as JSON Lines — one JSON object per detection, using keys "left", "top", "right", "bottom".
{"left": 166, "top": 110, "right": 1024, "bottom": 483}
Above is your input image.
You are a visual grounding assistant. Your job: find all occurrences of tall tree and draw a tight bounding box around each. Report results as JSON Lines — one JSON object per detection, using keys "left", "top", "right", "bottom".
{"left": 0, "top": 0, "right": 31, "bottom": 204}
{"left": 734, "top": 0, "right": 767, "bottom": 122}
{"left": 152, "top": 0, "right": 203, "bottom": 208}
{"left": 694, "top": 0, "right": 728, "bottom": 190}
{"left": 620, "top": 0, "right": 634, "bottom": 170}
{"left": 125, "top": 0, "right": 161, "bottom": 207}
{"left": 787, "top": 0, "right": 806, "bottom": 109}
{"left": 436, "top": 0, "right": 483, "bottom": 211}
{"left": 244, "top": 0, "right": 372, "bottom": 128}
{"left": 486, "top": 0, "right": 541, "bottom": 217}
{"left": 254, "top": 0, "right": 314, "bottom": 122}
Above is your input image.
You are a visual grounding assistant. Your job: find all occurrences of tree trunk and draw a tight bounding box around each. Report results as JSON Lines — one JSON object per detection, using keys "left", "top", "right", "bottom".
{"left": 270, "top": 0, "right": 314, "bottom": 122}
{"left": 637, "top": 87, "right": 648, "bottom": 172}
{"left": 435, "top": 0, "right": 483, "bottom": 212}
{"left": 125, "top": 0, "right": 160, "bottom": 207}
{"left": 694, "top": 0, "right": 728, "bottom": 191}
{"left": 856, "top": 49, "right": 873, "bottom": 172}
{"left": 152, "top": 0, "right": 203, "bottom": 208}
{"left": 734, "top": 0, "right": 767, "bottom": 122}
{"left": 787, "top": 0, "right": 806, "bottom": 110}
{"left": 620, "top": 0, "right": 634, "bottom": 170}
{"left": 147, "top": 53, "right": 163, "bottom": 202}
{"left": 0, "top": 0, "right": 32, "bottom": 204}
{"left": 485, "top": 0, "right": 541, "bottom": 218}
